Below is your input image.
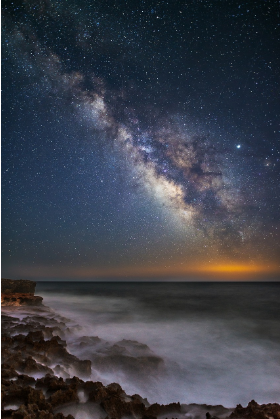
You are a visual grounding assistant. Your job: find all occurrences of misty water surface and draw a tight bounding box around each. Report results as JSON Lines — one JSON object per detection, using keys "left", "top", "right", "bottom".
{"left": 36, "top": 282, "right": 280, "bottom": 407}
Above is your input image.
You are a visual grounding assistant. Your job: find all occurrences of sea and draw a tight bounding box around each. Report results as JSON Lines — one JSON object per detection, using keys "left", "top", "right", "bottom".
{"left": 36, "top": 281, "right": 280, "bottom": 408}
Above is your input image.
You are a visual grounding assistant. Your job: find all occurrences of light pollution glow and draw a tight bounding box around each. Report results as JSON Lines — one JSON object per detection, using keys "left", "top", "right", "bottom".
{"left": 9, "top": 262, "right": 280, "bottom": 281}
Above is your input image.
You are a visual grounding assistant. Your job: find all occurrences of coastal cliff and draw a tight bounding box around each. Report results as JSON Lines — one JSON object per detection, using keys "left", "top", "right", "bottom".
{"left": 2, "top": 278, "right": 36, "bottom": 294}
{"left": 1, "top": 278, "right": 43, "bottom": 306}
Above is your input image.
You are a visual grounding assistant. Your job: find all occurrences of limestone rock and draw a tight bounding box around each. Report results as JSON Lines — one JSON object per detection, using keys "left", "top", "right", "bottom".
{"left": 49, "top": 388, "right": 79, "bottom": 407}
{"left": 146, "top": 402, "right": 181, "bottom": 417}
{"left": 1, "top": 278, "right": 36, "bottom": 294}
{"left": 1, "top": 293, "right": 43, "bottom": 306}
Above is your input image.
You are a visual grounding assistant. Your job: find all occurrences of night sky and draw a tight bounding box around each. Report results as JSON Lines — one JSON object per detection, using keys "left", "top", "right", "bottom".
{"left": 2, "top": 0, "right": 280, "bottom": 280}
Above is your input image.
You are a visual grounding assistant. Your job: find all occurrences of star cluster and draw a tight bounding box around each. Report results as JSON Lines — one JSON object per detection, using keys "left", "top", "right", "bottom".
{"left": 2, "top": 0, "right": 280, "bottom": 279}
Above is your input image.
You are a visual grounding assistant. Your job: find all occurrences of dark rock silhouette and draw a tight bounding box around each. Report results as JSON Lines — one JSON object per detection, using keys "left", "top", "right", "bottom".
{"left": 230, "top": 400, "right": 280, "bottom": 419}
{"left": 146, "top": 402, "right": 181, "bottom": 417}
{"left": 206, "top": 412, "right": 219, "bottom": 419}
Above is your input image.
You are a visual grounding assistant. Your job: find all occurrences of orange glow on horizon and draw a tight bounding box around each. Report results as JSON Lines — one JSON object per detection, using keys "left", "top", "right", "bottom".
{"left": 14, "top": 260, "right": 280, "bottom": 281}
{"left": 192, "top": 262, "right": 280, "bottom": 278}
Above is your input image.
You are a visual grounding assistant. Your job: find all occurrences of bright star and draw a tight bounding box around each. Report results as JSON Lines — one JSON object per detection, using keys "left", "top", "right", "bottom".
{"left": 236, "top": 144, "right": 241, "bottom": 149}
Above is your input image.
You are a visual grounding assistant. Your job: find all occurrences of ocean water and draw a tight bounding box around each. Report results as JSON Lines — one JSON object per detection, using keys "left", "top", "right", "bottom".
{"left": 36, "top": 281, "right": 280, "bottom": 408}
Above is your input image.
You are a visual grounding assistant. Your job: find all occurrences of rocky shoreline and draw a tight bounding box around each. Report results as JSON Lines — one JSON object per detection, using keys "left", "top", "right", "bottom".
{"left": 1, "top": 279, "right": 280, "bottom": 419}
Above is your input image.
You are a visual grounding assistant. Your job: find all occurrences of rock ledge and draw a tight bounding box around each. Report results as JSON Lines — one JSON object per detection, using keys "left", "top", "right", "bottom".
{"left": 1, "top": 293, "right": 43, "bottom": 306}
{"left": 2, "top": 278, "right": 36, "bottom": 294}
{"left": 1, "top": 278, "right": 42, "bottom": 306}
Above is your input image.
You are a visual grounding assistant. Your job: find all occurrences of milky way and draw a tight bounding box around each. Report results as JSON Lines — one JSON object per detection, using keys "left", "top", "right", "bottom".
{"left": 2, "top": 0, "right": 280, "bottom": 279}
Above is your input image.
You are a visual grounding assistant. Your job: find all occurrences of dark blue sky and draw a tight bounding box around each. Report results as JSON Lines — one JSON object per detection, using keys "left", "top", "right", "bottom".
{"left": 2, "top": 0, "right": 280, "bottom": 280}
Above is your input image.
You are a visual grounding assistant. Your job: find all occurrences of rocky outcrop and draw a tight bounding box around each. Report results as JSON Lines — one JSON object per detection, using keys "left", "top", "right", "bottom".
{"left": 2, "top": 332, "right": 92, "bottom": 379}
{"left": 1, "top": 372, "right": 182, "bottom": 419}
{"left": 1, "top": 278, "right": 42, "bottom": 306}
{"left": 146, "top": 402, "right": 181, "bottom": 417}
{"left": 87, "top": 381, "right": 150, "bottom": 418}
{"left": 1, "top": 309, "right": 92, "bottom": 418}
{"left": 2, "top": 278, "right": 36, "bottom": 294}
{"left": 2, "top": 376, "right": 63, "bottom": 414}
{"left": 1, "top": 293, "right": 43, "bottom": 306}
{"left": 229, "top": 400, "right": 280, "bottom": 419}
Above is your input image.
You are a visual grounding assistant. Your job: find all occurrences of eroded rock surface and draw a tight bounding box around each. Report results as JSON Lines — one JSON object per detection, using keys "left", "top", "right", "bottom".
{"left": 229, "top": 400, "right": 280, "bottom": 419}
{"left": 1, "top": 293, "right": 43, "bottom": 306}
{"left": 68, "top": 334, "right": 165, "bottom": 386}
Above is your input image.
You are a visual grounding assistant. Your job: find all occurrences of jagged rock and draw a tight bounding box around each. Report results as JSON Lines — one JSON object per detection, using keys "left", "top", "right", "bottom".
{"left": 2, "top": 385, "right": 49, "bottom": 411}
{"left": 36, "top": 375, "right": 69, "bottom": 392}
{"left": 129, "top": 399, "right": 147, "bottom": 416}
{"left": 25, "top": 330, "right": 45, "bottom": 342}
{"left": 27, "top": 388, "right": 49, "bottom": 409}
{"left": 87, "top": 381, "right": 147, "bottom": 419}
{"left": 146, "top": 402, "right": 181, "bottom": 416}
{"left": 86, "top": 381, "right": 147, "bottom": 418}
{"left": 28, "top": 336, "right": 91, "bottom": 377}
{"left": 65, "top": 376, "right": 85, "bottom": 390}
{"left": 87, "top": 381, "right": 109, "bottom": 402}
{"left": 15, "top": 374, "right": 36, "bottom": 387}
{"left": 33, "top": 336, "right": 68, "bottom": 356}
{"left": 1, "top": 311, "right": 88, "bottom": 418}
{"left": 1, "top": 363, "right": 19, "bottom": 379}
{"left": 11, "top": 405, "right": 53, "bottom": 419}
{"left": 132, "top": 394, "right": 150, "bottom": 407}
{"left": 2, "top": 328, "right": 91, "bottom": 379}
{"left": 100, "top": 392, "right": 146, "bottom": 419}
{"left": 230, "top": 400, "right": 280, "bottom": 419}
{"left": 48, "top": 388, "right": 79, "bottom": 407}
{"left": 106, "top": 383, "right": 125, "bottom": 395}
{"left": 101, "top": 396, "right": 138, "bottom": 419}
{"left": 1, "top": 278, "right": 36, "bottom": 294}
{"left": 5, "top": 354, "right": 53, "bottom": 375}
{"left": 8, "top": 403, "right": 75, "bottom": 419}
